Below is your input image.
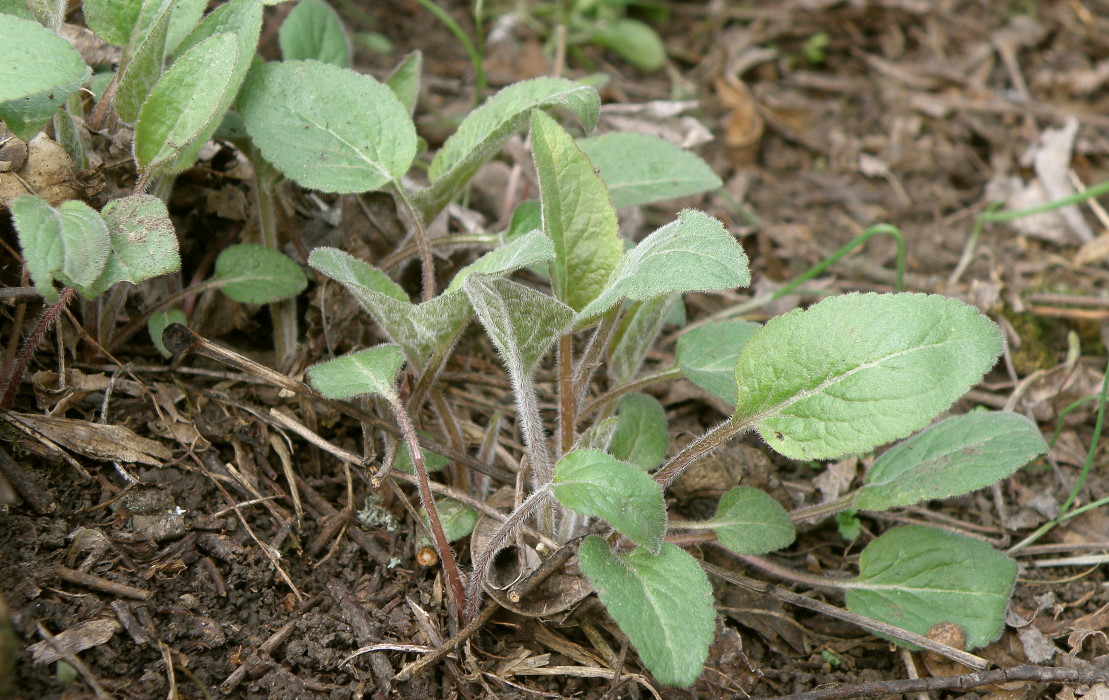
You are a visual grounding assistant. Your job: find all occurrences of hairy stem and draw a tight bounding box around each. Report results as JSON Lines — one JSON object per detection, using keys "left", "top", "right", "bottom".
{"left": 571, "top": 309, "right": 620, "bottom": 414}
{"left": 579, "top": 365, "right": 682, "bottom": 421}
{"left": 557, "top": 334, "right": 574, "bottom": 456}
{"left": 652, "top": 415, "right": 744, "bottom": 489}
{"left": 386, "top": 393, "right": 466, "bottom": 619}
{"left": 389, "top": 181, "right": 436, "bottom": 302}
{"left": 465, "top": 488, "right": 551, "bottom": 621}
{"left": 1, "top": 287, "right": 75, "bottom": 410}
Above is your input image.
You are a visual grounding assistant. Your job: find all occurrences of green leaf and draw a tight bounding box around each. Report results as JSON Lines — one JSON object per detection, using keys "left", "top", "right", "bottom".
{"left": 174, "top": 0, "right": 262, "bottom": 60}
{"left": 133, "top": 32, "right": 241, "bottom": 174}
{"left": 578, "top": 133, "right": 721, "bottom": 208}
{"left": 608, "top": 295, "right": 677, "bottom": 384}
{"left": 733, "top": 293, "right": 1003, "bottom": 461}
{"left": 853, "top": 411, "right": 1048, "bottom": 512}
{"left": 114, "top": 0, "right": 174, "bottom": 123}
{"left": 552, "top": 449, "right": 666, "bottom": 551}
{"left": 416, "top": 77, "right": 601, "bottom": 219}
{"left": 57, "top": 201, "right": 112, "bottom": 293}
{"left": 278, "top": 0, "right": 350, "bottom": 67}
{"left": 10, "top": 194, "right": 63, "bottom": 301}
{"left": 845, "top": 525, "right": 1016, "bottom": 650}
{"left": 578, "top": 209, "right": 750, "bottom": 319}
{"left": 530, "top": 109, "right": 622, "bottom": 312}
{"left": 214, "top": 244, "right": 307, "bottom": 304}
{"left": 385, "top": 50, "right": 421, "bottom": 116}
{"left": 84, "top": 194, "right": 181, "bottom": 297}
{"left": 676, "top": 319, "right": 760, "bottom": 406}
{"left": 577, "top": 536, "right": 714, "bottom": 687}
{"left": 445, "top": 229, "right": 555, "bottom": 293}
{"left": 590, "top": 18, "right": 666, "bottom": 72}
{"left": 395, "top": 431, "right": 451, "bottom": 474}
{"left": 82, "top": 0, "right": 143, "bottom": 45}
{"left": 149, "top": 309, "right": 187, "bottom": 358}
{"left": 308, "top": 247, "right": 469, "bottom": 367}
{"left": 238, "top": 60, "right": 416, "bottom": 194}
{"left": 418, "top": 499, "right": 477, "bottom": 545}
{"left": 165, "top": 0, "right": 208, "bottom": 55}
{"left": 575, "top": 416, "right": 619, "bottom": 452}
{"left": 306, "top": 344, "right": 405, "bottom": 400}
{"left": 705, "top": 487, "right": 794, "bottom": 555}
{"left": 0, "top": 14, "right": 92, "bottom": 139}
{"left": 463, "top": 275, "right": 574, "bottom": 375}
{"left": 610, "top": 393, "right": 668, "bottom": 471}
{"left": 502, "top": 200, "right": 547, "bottom": 278}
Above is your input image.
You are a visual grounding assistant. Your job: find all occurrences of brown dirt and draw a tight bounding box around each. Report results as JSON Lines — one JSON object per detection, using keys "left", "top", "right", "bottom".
{"left": 3, "top": 1, "right": 1109, "bottom": 698}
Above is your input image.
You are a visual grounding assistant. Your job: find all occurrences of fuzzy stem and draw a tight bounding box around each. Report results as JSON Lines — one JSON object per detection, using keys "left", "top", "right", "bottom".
{"left": 652, "top": 415, "right": 744, "bottom": 489}
{"left": 465, "top": 488, "right": 551, "bottom": 621}
{"left": 389, "top": 182, "right": 436, "bottom": 303}
{"left": 1, "top": 287, "right": 75, "bottom": 409}
{"left": 557, "top": 334, "right": 574, "bottom": 456}
{"left": 386, "top": 393, "right": 466, "bottom": 619}
{"left": 570, "top": 309, "right": 620, "bottom": 410}
{"left": 579, "top": 365, "right": 682, "bottom": 421}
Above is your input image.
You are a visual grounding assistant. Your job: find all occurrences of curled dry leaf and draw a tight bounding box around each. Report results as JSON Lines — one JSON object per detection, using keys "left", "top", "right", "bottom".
{"left": 0, "top": 133, "right": 82, "bottom": 209}
{"left": 7, "top": 412, "right": 171, "bottom": 465}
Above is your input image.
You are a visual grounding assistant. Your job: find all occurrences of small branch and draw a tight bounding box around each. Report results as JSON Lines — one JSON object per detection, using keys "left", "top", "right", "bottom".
{"left": 789, "top": 495, "right": 855, "bottom": 523}
{"left": 1, "top": 286, "right": 75, "bottom": 410}
{"left": 390, "top": 181, "right": 436, "bottom": 302}
{"left": 386, "top": 394, "right": 466, "bottom": 620}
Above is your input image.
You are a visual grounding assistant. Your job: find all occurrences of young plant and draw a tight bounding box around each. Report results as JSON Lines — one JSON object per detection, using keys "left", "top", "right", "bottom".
{"left": 278, "top": 64, "right": 1047, "bottom": 685}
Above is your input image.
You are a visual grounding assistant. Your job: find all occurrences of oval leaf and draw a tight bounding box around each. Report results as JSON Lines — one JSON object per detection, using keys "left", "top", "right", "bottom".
{"left": 215, "top": 244, "right": 307, "bottom": 304}
{"left": 84, "top": 194, "right": 180, "bottom": 297}
{"left": 416, "top": 77, "right": 600, "bottom": 218}
{"left": 578, "top": 535, "right": 714, "bottom": 687}
{"left": 578, "top": 132, "right": 721, "bottom": 208}
{"left": 531, "top": 109, "right": 623, "bottom": 312}
{"left": 590, "top": 18, "right": 666, "bottom": 72}
{"left": 11, "top": 194, "right": 64, "bottom": 301}
{"left": 238, "top": 60, "right": 416, "bottom": 193}
{"left": 733, "top": 293, "right": 1003, "bottom": 460}
{"left": 306, "top": 344, "right": 405, "bottom": 400}
{"left": 854, "top": 411, "right": 1047, "bottom": 512}
{"left": 419, "top": 499, "right": 477, "bottom": 545}
{"left": 610, "top": 393, "right": 668, "bottom": 472}
{"left": 57, "top": 200, "right": 111, "bottom": 292}
{"left": 845, "top": 525, "right": 1016, "bottom": 650}
{"left": 676, "top": 319, "right": 760, "bottom": 406}
{"left": 578, "top": 209, "right": 750, "bottom": 319}
{"left": 149, "top": 309, "right": 187, "bottom": 358}
{"left": 279, "top": 0, "right": 350, "bottom": 67}
{"left": 0, "top": 14, "right": 92, "bottom": 139}
{"left": 706, "top": 487, "right": 795, "bottom": 555}
{"left": 552, "top": 449, "right": 666, "bottom": 551}
{"left": 134, "top": 32, "right": 241, "bottom": 174}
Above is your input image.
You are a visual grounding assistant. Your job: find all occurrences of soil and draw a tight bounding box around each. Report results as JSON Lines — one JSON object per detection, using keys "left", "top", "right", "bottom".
{"left": 3, "top": 1, "right": 1109, "bottom": 698}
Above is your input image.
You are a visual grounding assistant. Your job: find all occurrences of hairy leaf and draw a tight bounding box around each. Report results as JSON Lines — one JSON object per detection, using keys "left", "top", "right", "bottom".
{"left": 464, "top": 275, "right": 573, "bottom": 375}
{"left": 307, "top": 344, "right": 405, "bottom": 400}
{"left": 578, "top": 132, "right": 720, "bottom": 208}
{"left": 733, "top": 293, "right": 1003, "bottom": 460}
{"left": 676, "top": 319, "right": 760, "bottom": 406}
{"left": 610, "top": 393, "right": 668, "bottom": 471}
{"left": 84, "top": 194, "right": 180, "bottom": 296}
{"left": 215, "top": 244, "right": 307, "bottom": 304}
{"left": 578, "top": 536, "right": 714, "bottom": 687}
{"left": 705, "top": 487, "right": 795, "bottom": 555}
{"left": 279, "top": 0, "right": 350, "bottom": 67}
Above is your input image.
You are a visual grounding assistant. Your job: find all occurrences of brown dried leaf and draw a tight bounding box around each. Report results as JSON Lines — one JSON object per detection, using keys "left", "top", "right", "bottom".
{"left": 9, "top": 413, "right": 171, "bottom": 465}
{"left": 30, "top": 618, "right": 121, "bottom": 664}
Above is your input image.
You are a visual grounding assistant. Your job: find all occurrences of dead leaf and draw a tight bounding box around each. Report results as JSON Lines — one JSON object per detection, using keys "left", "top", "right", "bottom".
{"left": 716, "top": 76, "right": 764, "bottom": 168}
{"left": 0, "top": 133, "right": 82, "bottom": 209}
{"left": 6, "top": 413, "right": 171, "bottom": 465}
{"left": 30, "top": 619, "right": 120, "bottom": 664}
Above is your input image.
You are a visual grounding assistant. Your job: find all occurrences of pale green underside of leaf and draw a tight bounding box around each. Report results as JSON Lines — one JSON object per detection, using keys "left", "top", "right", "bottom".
{"left": 574, "top": 416, "right": 619, "bottom": 453}
{"left": 279, "top": 0, "right": 350, "bottom": 67}
{"left": 578, "top": 132, "right": 721, "bottom": 208}
{"left": 845, "top": 525, "right": 1016, "bottom": 650}
{"left": 84, "top": 194, "right": 181, "bottom": 297}
{"left": 58, "top": 201, "right": 111, "bottom": 293}
{"left": 578, "top": 209, "right": 750, "bottom": 320}
{"left": 311, "top": 233, "right": 552, "bottom": 368}
{"left": 165, "top": 0, "right": 208, "bottom": 56}
{"left": 238, "top": 59, "right": 416, "bottom": 193}
{"left": 0, "top": 14, "right": 91, "bottom": 139}
{"left": 676, "top": 319, "right": 760, "bottom": 406}
{"left": 82, "top": 0, "right": 143, "bottom": 45}
{"left": 214, "top": 244, "right": 307, "bottom": 304}
{"left": 578, "top": 536, "right": 715, "bottom": 687}
{"left": 531, "top": 109, "right": 622, "bottom": 312}
{"left": 733, "top": 293, "right": 1003, "bottom": 461}
{"left": 306, "top": 344, "right": 405, "bottom": 400}
{"left": 608, "top": 295, "right": 678, "bottom": 385}
{"left": 416, "top": 77, "right": 600, "bottom": 219}
{"left": 610, "top": 393, "right": 668, "bottom": 472}
{"left": 444, "top": 229, "right": 554, "bottom": 293}
{"left": 174, "top": 0, "right": 262, "bottom": 63}
{"left": 419, "top": 499, "right": 478, "bottom": 545}
{"left": 552, "top": 449, "right": 666, "bottom": 551}
{"left": 706, "top": 487, "right": 795, "bottom": 555}
{"left": 464, "top": 275, "right": 574, "bottom": 375}
{"left": 11, "top": 195, "right": 64, "bottom": 301}
{"left": 853, "top": 411, "right": 1047, "bottom": 512}
{"left": 133, "top": 32, "right": 240, "bottom": 174}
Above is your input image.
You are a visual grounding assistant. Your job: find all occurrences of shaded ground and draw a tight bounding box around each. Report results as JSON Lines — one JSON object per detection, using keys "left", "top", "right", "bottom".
{"left": 3, "top": 1, "right": 1109, "bottom": 698}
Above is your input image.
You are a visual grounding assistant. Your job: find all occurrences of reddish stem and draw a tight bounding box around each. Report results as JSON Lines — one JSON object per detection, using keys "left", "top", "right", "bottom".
{"left": 1, "top": 287, "right": 75, "bottom": 409}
